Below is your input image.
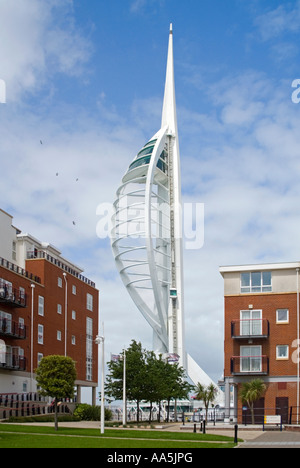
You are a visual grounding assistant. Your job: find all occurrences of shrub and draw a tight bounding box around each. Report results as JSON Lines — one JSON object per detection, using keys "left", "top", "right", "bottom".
{"left": 74, "top": 404, "right": 112, "bottom": 421}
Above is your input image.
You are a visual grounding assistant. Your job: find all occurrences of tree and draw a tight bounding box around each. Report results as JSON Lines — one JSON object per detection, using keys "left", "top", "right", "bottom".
{"left": 35, "top": 355, "right": 77, "bottom": 431}
{"left": 163, "top": 362, "right": 192, "bottom": 422}
{"left": 194, "top": 383, "right": 218, "bottom": 422}
{"left": 105, "top": 341, "right": 192, "bottom": 424}
{"left": 105, "top": 340, "right": 147, "bottom": 423}
{"left": 239, "top": 379, "right": 266, "bottom": 425}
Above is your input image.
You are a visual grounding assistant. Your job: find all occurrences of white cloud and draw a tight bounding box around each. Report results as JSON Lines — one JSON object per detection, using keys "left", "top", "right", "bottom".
{"left": 256, "top": 1, "right": 300, "bottom": 41}
{"left": 3, "top": 1, "right": 300, "bottom": 390}
{"left": 0, "top": 0, "right": 92, "bottom": 102}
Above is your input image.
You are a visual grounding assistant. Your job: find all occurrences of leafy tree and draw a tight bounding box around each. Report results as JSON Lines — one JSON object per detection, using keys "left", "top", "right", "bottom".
{"left": 35, "top": 355, "right": 77, "bottom": 431}
{"left": 106, "top": 341, "right": 192, "bottom": 424}
{"left": 239, "top": 379, "right": 266, "bottom": 425}
{"left": 105, "top": 340, "right": 147, "bottom": 423}
{"left": 163, "top": 362, "right": 193, "bottom": 422}
{"left": 194, "top": 383, "right": 218, "bottom": 422}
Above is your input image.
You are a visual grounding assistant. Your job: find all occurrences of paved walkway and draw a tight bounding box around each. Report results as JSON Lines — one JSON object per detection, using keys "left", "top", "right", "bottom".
{"left": 238, "top": 431, "right": 300, "bottom": 448}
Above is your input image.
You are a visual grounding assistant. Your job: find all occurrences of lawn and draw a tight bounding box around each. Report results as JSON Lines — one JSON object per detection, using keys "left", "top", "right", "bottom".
{"left": 0, "top": 424, "right": 237, "bottom": 449}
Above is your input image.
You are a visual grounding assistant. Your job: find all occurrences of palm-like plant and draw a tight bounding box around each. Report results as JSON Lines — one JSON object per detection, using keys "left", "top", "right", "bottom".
{"left": 239, "top": 379, "right": 266, "bottom": 425}
{"left": 194, "top": 383, "right": 217, "bottom": 422}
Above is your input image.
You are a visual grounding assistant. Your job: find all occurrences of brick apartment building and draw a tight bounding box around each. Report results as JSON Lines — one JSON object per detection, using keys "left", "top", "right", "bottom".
{"left": 0, "top": 209, "right": 99, "bottom": 404}
{"left": 220, "top": 262, "right": 300, "bottom": 424}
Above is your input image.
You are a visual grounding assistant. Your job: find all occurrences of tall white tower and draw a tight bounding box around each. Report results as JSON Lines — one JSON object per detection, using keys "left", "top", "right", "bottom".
{"left": 112, "top": 25, "right": 220, "bottom": 393}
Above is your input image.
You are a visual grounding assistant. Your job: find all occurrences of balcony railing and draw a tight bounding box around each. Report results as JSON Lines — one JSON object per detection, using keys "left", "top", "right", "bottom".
{"left": 0, "top": 318, "right": 26, "bottom": 339}
{"left": 0, "top": 257, "right": 41, "bottom": 284}
{"left": 0, "top": 353, "right": 26, "bottom": 371}
{"left": 231, "top": 319, "right": 270, "bottom": 339}
{"left": 27, "top": 250, "right": 96, "bottom": 288}
{"left": 231, "top": 355, "right": 269, "bottom": 376}
{"left": 0, "top": 282, "right": 27, "bottom": 308}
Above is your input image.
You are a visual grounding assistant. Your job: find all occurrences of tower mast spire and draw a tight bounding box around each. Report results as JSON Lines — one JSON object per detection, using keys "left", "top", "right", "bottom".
{"left": 161, "top": 23, "right": 178, "bottom": 135}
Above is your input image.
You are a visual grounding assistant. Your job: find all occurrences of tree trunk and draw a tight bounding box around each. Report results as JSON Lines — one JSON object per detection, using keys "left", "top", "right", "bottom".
{"left": 251, "top": 404, "right": 255, "bottom": 425}
{"left": 149, "top": 402, "right": 153, "bottom": 424}
{"left": 167, "top": 399, "right": 171, "bottom": 423}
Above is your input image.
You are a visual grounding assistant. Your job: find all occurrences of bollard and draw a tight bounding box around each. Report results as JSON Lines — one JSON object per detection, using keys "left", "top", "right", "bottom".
{"left": 193, "top": 423, "right": 197, "bottom": 433}
{"left": 203, "top": 420, "right": 206, "bottom": 434}
{"left": 234, "top": 424, "right": 238, "bottom": 444}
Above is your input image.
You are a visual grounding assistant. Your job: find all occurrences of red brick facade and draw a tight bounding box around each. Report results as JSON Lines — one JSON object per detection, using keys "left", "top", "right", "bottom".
{"left": 224, "top": 289, "right": 299, "bottom": 422}
{"left": 0, "top": 256, "right": 99, "bottom": 393}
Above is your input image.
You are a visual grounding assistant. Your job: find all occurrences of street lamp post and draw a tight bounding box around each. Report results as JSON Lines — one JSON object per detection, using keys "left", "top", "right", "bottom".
{"left": 96, "top": 325, "right": 105, "bottom": 435}
{"left": 30, "top": 284, "right": 35, "bottom": 394}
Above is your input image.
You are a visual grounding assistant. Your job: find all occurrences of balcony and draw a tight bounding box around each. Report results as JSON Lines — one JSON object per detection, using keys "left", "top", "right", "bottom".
{"left": 0, "top": 318, "right": 26, "bottom": 340}
{"left": 0, "top": 283, "right": 26, "bottom": 308}
{"left": 231, "top": 319, "right": 270, "bottom": 340}
{"left": 0, "top": 353, "right": 26, "bottom": 371}
{"left": 231, "top": 355, "right": 269, "bottom": 376}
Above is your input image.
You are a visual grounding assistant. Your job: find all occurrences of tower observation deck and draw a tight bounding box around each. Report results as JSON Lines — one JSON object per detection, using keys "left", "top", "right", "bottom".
{"left": 111, "top": 25, "right": 222, "bottom": 397}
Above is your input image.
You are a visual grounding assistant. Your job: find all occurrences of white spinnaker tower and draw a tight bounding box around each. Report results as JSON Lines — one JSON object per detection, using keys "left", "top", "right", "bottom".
{"left": 111, "top": 25, "right": 222, "bottom": 400}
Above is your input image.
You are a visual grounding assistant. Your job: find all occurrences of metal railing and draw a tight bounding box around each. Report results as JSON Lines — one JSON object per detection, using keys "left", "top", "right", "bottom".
{"left": 0, "top": 317, "right": 26, "bottom": 339}
{"left": 27, "top": 250, "right": 96, "bottom": 288}
{"left": 0, "top": 257, "right": 41, "bottom": 284}
{"left": 231, "top": 319, "right": 270, "bottom": 339}
{"left": 230, "top": 355, "right": 269, "bottom": 375}
{"left": 0, "top": 353, "right": 26, "bottom": 371}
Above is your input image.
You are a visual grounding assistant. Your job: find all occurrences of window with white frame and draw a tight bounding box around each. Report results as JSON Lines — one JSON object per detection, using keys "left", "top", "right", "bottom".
{"left": 58, "top": 277, "right": 62, "bottom": 288}
{"left": 57, "top": 304, "right": 62, "bottom": 315}
{"left": 72, "top": 285, "right": 77, "bottom": 295}
{"left": 72, "top": 310, "right": 76, "bottom": 320}
{"left": 240, "top": 310, "right": 262, "bottom": 336}
{"left": 72, "top": 336, "right": 76, "bottom": 345}
{"left": 241, "top": 271, "right": 272, "bottom": 293}
{"left": 276, "top": 309, "right": 289, "bottom": 324}
{"left": 57, "top": 330, "right": 62, "bottom": 341}
{"left": 0, "top": 311, "right": 12, "bottom": 334}
{"left": 38, "top": 325, "right": 44, "bottom": 345}
{"left": 12, "top": 241, "right": 17, "bottom": 261}
{"left": 276, "top": 345, "right": 289, "bottom": 360}
{"left": 38, "top": 296, "right": 44, "bottom": 316}
{"left": 37, "top": 353, "right": 43, "bottom": 366}
{"left": 240, "top": 346, "right": 262, "bottom": 373}
{"left": 87, "top": 293, "right": 93, "bottom": 312}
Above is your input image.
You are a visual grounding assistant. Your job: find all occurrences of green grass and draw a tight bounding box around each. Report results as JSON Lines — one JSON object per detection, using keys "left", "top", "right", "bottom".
{"left": 0, "top": 424, "right": 237, "bottom": 449}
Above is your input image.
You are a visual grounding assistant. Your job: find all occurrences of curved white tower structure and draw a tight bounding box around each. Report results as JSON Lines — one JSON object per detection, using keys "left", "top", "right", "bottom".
{"left": 112, "top": 25, "right": 221, "bottom": 395}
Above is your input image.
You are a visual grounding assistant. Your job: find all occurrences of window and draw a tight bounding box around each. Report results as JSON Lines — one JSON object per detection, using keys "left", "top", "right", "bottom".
{"left": 38, "top": 325, "right": 44, "bottom": 345}
{"left": 57, "top": 330, "right": 62, "bottom": 341}
{"left": 37, "top": 353, "right": 43, "bottom": 366}
{"left": 72, "top": 336, "right": 76, "bottom": 345}
{"left": 87, "top": 293, "right": 93, "bottom": 312}
{"left": 72, "top": 310, "right": 76, "bottom": 320}
{"left": 0, "top": 311, "right": 12, "bottom": 334}
{"left": 57, "top": 304, "right": 62, "bottom": 315}
{"left": 240, "top": 346, "right": 262, "bottom": 373}
{"left": 277, "top": 309, "right": 289, "bottom": 324}
{"left": 12, "top": 241, "right": 16, "bottom": 261}
{"left": 240, "top": 310, "right": 262, "bottom": 336}
{"left": 58, "top": 277, "right": 62, "bottom": 288}
{"left": 241, "top": 271, "right": 272, "bottom": 293}
{"left": 19, "top": 317, "right": 25, "bottom": 332}
{"left": 38, "top": 296, "right": 44, "bottom": 316}
{"left": 277, "top": 345, "right": 289, "bottom": 360}
{"left": 19, "top": 287, "right": 25, "bottom": 301}
{"left": 72, "top": 285, "right": 77, "bottom": 295}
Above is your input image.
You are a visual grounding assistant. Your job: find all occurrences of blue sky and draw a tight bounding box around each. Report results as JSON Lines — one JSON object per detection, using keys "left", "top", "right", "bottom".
{"left": 1, "top": 0, "right": 300, "bottom": 393}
